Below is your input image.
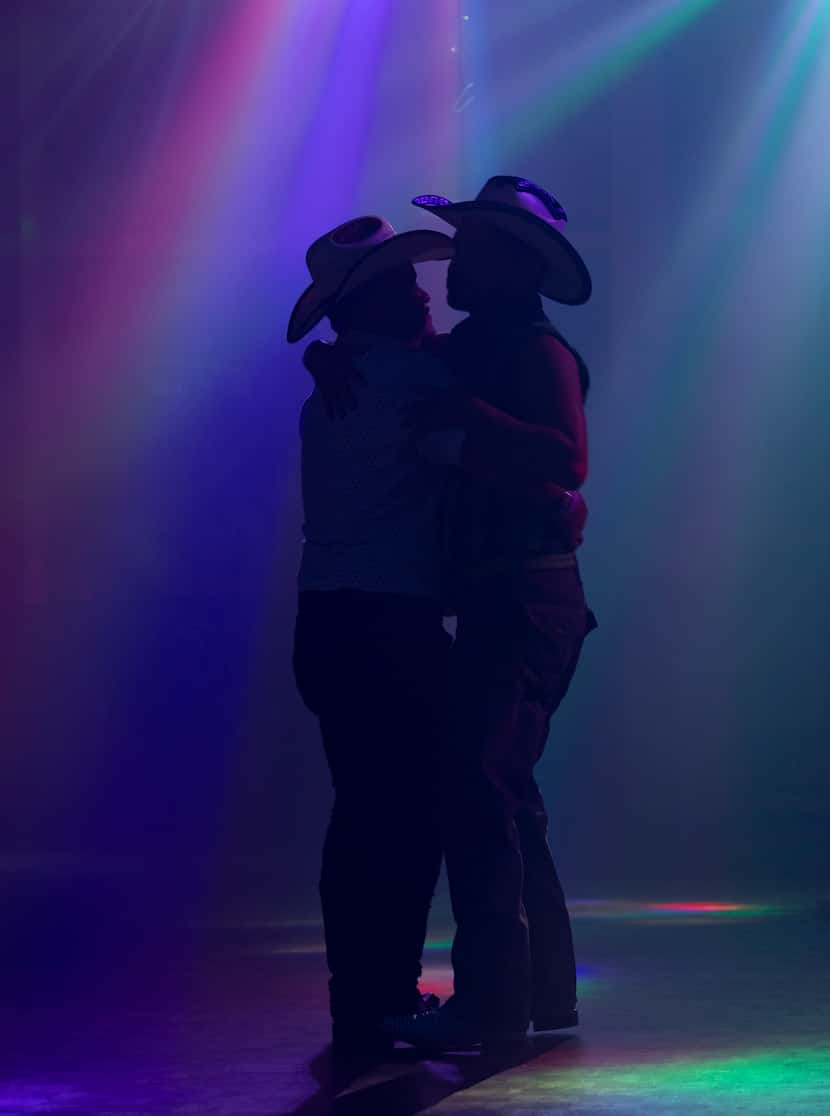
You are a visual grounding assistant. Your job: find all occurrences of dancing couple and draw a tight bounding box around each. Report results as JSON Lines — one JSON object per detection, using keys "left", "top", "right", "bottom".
{"left": 289, "top": 176, "right": 597, "bottom": 1069}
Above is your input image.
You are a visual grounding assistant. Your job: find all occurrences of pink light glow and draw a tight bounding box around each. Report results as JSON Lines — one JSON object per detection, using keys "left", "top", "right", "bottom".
{"left": 46, "top": 0, "right": 290, "bottom": 415}
{"left": 645, "top": 902, "right": 750, "bottom": 914}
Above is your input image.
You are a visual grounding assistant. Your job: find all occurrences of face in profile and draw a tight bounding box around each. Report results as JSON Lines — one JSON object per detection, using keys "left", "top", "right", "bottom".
{"left": 447, "top": 220, "right": 544, "bottom": 310}
{"left": 335, "top": 263, "right": 432, "bottom": 339}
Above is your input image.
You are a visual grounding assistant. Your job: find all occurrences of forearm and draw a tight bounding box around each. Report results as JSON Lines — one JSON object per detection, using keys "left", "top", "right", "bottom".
{"left": 461, "top": 449, "right": 587, "bottom": 551}
{"left": 417, "top": 424, "right": 574, "bottom": 506}
{"left": 460, "top": 395, "right": 588, "bottom": 490}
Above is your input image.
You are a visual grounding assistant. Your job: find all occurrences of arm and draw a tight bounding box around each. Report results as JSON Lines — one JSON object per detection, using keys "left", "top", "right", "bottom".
{"left": 414, "top": 412, "right": 588, "bottom": 551}
{"left": 460, "top": 335, "right": 588, "bottom": 490}
{"left": 302, "top": 340, "right": 365, "bottom": 419}
{"left": 452, "top": 444, "right": 588, "bottom": 549}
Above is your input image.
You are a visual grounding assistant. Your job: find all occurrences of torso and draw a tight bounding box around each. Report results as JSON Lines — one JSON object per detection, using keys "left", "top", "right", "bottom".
{"left": 298, "top": 340, "right": 452, "bottom": 600}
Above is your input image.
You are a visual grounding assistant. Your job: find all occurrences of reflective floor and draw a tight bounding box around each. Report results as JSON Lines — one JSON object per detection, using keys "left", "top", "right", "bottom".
{"left": 3, "top": 894, "right": 829, "bottom": 1114}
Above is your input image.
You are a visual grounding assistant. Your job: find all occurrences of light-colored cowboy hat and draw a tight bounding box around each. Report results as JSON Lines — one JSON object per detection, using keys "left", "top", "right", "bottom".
{"left": 412, "top": 175, "right": 591, "bottom": 306}
{"left": 287, "top": 215, "right": 454, "bottom": 343}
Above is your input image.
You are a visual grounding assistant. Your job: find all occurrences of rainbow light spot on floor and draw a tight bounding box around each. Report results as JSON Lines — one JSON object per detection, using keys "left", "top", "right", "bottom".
{"left": 420, "top": 960, "right": 606, "bottom": 1002}
{"left": 568, "top": 899, "right": 791, "bottom": 921}
{"left": 424, "top": 937, "right": 454, "bottom": 951}
{"left": 646, "top": 902, "right": 754, "bottom": 914}
{"left": 441, "top": 1043, "right": 830, "bottom": 1113}
{"left": 259, "top": 897, "right": 797, "bottom": 955}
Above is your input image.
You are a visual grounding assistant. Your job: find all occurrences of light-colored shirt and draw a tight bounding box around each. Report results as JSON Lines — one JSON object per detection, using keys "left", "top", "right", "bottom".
{"left": 298, "top": 337, "right": 458, "bottom": 599}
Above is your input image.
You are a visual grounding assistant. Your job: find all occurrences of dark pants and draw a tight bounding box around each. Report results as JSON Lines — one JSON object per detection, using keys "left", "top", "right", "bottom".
{"left": 292, "top": 589, "right": 451, "bottom": 1027}
{"left": 444, "top": 565, "right": 594, "bottom": 1029}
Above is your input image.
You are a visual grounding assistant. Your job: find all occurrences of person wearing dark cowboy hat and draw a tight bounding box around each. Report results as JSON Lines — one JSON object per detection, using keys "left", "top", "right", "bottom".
{"left": 381, "top": 175, "right": 599, "bottom": 1051}
{"left": 290, "top": 210, "right": 587, "bottom": 1067}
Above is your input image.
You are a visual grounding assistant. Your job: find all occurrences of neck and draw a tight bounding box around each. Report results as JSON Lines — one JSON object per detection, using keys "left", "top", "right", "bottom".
{"left": 467, "top": 291, "right": 544, "bottom": 322}
{"left": 337, "top": 324, "right": 432, "bottom": 350}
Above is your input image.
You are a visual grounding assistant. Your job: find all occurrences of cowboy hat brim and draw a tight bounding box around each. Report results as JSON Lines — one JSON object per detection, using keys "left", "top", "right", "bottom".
{"left": 412, "top": 197, "right": 591, "bottom": 306}
{"left": 287, "top": 228, "right": 454, "bottom": 343}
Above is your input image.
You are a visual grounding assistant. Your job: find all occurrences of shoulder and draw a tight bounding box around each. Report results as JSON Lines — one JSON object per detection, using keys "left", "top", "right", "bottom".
{"left": 512, "top": 332, "right": 586, "bottom": 422}
{"left": 516, "top": 332, "right": 580, "bottom": 381}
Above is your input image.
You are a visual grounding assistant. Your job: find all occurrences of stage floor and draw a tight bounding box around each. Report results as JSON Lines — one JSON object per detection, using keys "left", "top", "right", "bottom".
{"left": 4, "top": 898, "right": 828, "bottom": 1115}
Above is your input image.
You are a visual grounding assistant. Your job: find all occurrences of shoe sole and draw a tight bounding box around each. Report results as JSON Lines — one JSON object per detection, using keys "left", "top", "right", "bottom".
{"left": 389, "top": 1027, "right": 528, "bottom": 1055}
{"left": 532, "top": 1010, "right": 579, "bottom": 1032}
{"left": 480, "top": 1032, "right": 530, "bottom": 1054}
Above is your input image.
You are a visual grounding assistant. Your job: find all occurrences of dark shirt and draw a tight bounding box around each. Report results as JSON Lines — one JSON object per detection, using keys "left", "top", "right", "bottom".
{"left": 444, "top": 295, "right": 590, "bottom": 571}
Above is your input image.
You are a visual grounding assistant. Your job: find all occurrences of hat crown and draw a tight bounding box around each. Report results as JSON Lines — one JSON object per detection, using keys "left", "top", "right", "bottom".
{"left": 305, "top": 215, "right": 398, "bottom": 290}
{"left": 410, "top": 176, "right": 590, "bottom": 306}
{"left": 476, "top": 176, "right": 569, "bottom": 234}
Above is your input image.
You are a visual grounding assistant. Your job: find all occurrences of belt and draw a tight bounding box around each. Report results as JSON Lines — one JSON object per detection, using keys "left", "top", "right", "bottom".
{"left": 469, "top": 551, "right": 577, "bottom": 578}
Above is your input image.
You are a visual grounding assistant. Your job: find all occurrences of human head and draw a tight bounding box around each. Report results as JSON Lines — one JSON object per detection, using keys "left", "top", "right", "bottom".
{"left": 327, "top": 261, "right": 433, "bottom": 340}
{"left": 287, "top": 215, "right": 450, "bottom": 344}
{"left": 412, "top": 176, "right": 591, "bottom": 310}
{"left": 446, "top": 218, "right": 546, "bottom": 311}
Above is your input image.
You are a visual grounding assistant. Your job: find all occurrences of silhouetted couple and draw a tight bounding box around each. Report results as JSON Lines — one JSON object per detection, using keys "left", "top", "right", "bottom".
{"left": 289, "top": 176, "right": 597, "bottom": 1068}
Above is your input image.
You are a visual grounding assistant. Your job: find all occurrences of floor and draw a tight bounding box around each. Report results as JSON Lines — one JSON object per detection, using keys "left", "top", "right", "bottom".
{"left": 3, "top": 897, "right": 829, "bottom": 1115}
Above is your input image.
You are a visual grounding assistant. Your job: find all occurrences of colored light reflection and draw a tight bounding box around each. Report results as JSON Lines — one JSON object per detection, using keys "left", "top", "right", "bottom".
{"left": 420, "top": 961, "right": 454, "bottom": 1000}
{"left": 0, "top": 1084, "right": 90, "bottom": 1112}
{"left": 647, "top": 902, "right": 751, "bottom": 914}
{"left": 421, "top": 959, "right": 606, "bottom": 1001}
{"left": 568, "top": 899, "right": 790, "bottom": 921}
{"left": 262, "top": 899, "right": 792, "bottom": 954}
{"left": 446, "top": 1044, "right": 830, "bottom": 1112}
{"left": 424, "top": 936, "right": 453, "bottom": 950}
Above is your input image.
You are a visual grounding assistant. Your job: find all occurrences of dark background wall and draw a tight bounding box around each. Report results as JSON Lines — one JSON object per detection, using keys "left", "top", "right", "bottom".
{"left": 6, "top": 0, "right": 829, "bottom": 927}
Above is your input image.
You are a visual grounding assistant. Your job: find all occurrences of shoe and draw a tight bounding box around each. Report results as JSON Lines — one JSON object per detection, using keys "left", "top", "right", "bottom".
{"left": 383, "top": 1002, "right": 527, "bottom": 1053}
{"left": 330, "top": 990, "right": 439, "bottom": 1064}
{"left": 331, "top": 1022, "right": 395, "bottom": 1060}
{"left": 532, "top": 1007, "right": 579, "bottom": 1032}
{"left": 330, "top": 1029, "right": 395, "bottom": 1085}
{"left": 415, "top": 991, "right": 440, "bottom": 1013}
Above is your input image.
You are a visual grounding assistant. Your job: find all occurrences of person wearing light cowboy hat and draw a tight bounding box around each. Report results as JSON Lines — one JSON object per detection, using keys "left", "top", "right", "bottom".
{"left": 288, "top": 215, "right": 454, "bottom": 1069}
{"left": 290, "top": 208, "right": 588, "bottom": 1069}
{"left": 301, "top": 177, "right": 597, "bottom": 1054}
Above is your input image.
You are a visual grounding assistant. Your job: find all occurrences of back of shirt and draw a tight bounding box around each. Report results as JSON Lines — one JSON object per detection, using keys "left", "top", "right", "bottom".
{"left": 298, "top": 340, "right": 451, "bottom": 600}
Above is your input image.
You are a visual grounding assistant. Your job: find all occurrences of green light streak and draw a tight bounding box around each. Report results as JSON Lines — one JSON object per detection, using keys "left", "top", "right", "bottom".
{"left": 569, "top": 900, "right": 792, "bottom": 921}
{"left": 546, "top": 1046, "right": 830, "bottom": 1095}
{"left": 640, "top": 0, "right": 830, "bottom": 454}
{"left": 502, "top": 0, "right": 724, "bottom": 157}
{"left": 742, "top": 2, "right": 830, "bottom": 208}
{"left": 424, "top": 937, "right": 454, "bottom": 950}
{"left": 447, "top": 1045, "right": 830, "bottom": 1111}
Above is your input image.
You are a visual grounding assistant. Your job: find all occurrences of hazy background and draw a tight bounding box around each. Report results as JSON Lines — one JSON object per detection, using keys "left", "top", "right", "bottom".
{"left": 7, "top": 0, "right": 829, "bottom": 934}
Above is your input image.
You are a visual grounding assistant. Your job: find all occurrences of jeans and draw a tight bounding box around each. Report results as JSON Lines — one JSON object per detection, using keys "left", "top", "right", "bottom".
{"left": 293, "top": 589, "right": 451, "bottom": 1026}
{"left": 443, "top": 565, "right": 595, "bottom": 1029}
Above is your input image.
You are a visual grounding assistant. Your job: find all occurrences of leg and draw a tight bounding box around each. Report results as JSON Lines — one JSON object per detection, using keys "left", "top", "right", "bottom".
{"left": 444, "top": 765, "right": 532, "bottom": 1030}
{"left": 517, "top": 787, "right": 577, "bottom": 1022}
{"left": 294, "top": 591, "right": 449, "bottom": 1030}
{"left": 445, "top": 568, "right": 589, "bottom": 1031}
